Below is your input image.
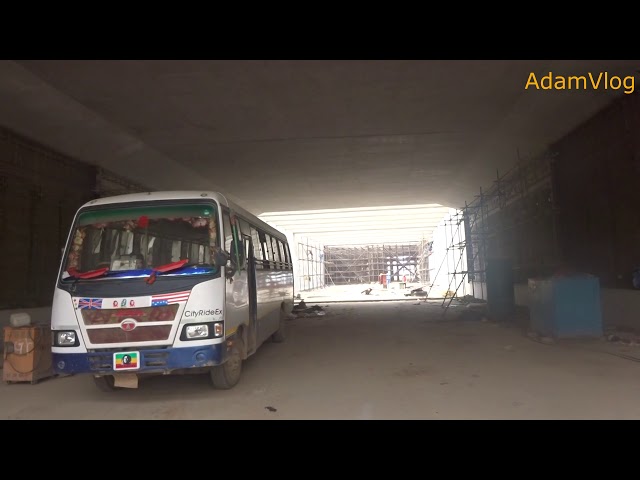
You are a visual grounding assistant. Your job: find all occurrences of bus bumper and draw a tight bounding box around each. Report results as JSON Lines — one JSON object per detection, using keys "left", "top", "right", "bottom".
{"left": 52, "top": 344, "right": 225, "bottom": 375}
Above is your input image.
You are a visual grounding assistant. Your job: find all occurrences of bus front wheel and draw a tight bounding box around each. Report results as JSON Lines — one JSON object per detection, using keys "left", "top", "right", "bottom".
{"left": 93, "top": 375, "right": 118, "bottom": 392}
{"left": 210, "top": 337, "right": 243, "bottom": 389}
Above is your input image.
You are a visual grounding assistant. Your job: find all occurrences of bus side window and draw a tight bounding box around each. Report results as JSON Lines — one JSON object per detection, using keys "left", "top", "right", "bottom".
{"left": 223, "top": 211, "right": 245, "bottom": 269}
{"left": 284, "top": 240, "right": 291, "bottom": 270}
{"left": 271, "top": 236, "right": 282, "bottom": 269}
{"left": 251, "top": 227, "right": 261, "bottom": 266}
{"left": 237, "top": 219, "right": 252, "bottom": 269}
{"left": 277, "top": 239, "right": 287, "bottom": 269}
{"left": 239, "top": 219, "right": 250, "bottom": 237}
{"left": 267, "top": 234, "right": 278, "bottom": 269}
{"left": 286, "top": 243, "right": 293, "bottom": 271}
{"left": 222, "top": 211, "right": 236, "bottom": 276}
{"left": 231, "top": 218, "right": 245, "bottom": 269}
{"left": 259, "top": 231, "right": 270, "bottom": 269}
{"left": 222, "top": 212, "right": 233, "bottom": 253}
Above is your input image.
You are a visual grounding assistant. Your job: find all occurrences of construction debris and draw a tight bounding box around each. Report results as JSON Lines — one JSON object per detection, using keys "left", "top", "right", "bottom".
{"left": 405, "top": 287, "right": 428, "bottom": 297}
{"left": 291, "top": 301, "right": 327, "bottom": 318}
{"left": 606, "top": 333, "right": 640, "bottom": 346}
{"left": 598, "top": 325, "right": 640, "bottom": 346}
{"left": 457, "top": 295, "right": 486, "bottom": 305}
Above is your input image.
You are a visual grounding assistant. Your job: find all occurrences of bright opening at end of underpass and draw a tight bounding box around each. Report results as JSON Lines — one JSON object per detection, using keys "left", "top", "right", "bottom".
{"left": 259, "top": 204, "right": 463, "bottom": 301}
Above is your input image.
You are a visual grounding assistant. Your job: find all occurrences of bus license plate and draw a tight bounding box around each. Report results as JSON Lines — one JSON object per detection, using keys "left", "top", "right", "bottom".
{"left": 113, "top": 351, "right": 140, "bottom": 370}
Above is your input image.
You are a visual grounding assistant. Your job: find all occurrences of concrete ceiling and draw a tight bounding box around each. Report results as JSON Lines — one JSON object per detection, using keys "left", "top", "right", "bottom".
{"left": 0, "top": 60, "right": 638, "bottom": 244}
{"left": 260, "top": 204, "right": 455, "bottom": 245}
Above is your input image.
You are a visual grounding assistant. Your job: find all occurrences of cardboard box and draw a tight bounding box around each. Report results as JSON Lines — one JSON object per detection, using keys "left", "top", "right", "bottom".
{"left": 3, "top": 324, "right": 54, "bottom": 384}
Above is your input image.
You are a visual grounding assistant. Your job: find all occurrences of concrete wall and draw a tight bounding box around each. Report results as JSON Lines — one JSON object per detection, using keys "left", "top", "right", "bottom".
{"left": 473, "top": 281, "right": 640, "bottom": 331}
{"left": 466, "top": 94, "right": 640, "bottom": 303}
{"left": 552, "top": 93, "right": 640, "bottom": 288}
{"left": 0, "top": 126, "right": 150, "bottom": 324}
{"left": 0, "top": 126, "right": 96, "bottom": 310}
{"left": 463, "top": 94, "right": 640, "bottom": 331}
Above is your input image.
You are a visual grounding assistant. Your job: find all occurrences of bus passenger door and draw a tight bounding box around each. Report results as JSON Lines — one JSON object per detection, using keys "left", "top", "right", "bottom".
{"left": 244, "top": 234, "right": 258, "bottom": 355}
{"left": 223, "top": 213, "right": 249, "bottom": 348}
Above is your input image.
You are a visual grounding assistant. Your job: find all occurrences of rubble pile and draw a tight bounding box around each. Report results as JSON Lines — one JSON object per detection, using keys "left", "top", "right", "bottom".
{"left": 291, "top": 300, "right": 327, "bottom": 318}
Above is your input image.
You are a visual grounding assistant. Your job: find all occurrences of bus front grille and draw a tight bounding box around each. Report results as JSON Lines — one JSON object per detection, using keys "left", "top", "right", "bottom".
{"left": 86, "top": 325, "right": 172, "bottom": 344}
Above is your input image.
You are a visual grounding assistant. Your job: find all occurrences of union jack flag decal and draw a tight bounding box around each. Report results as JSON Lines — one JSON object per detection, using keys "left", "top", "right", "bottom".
{"left": 78, "top": 298, "right": 103, "bottom": 310}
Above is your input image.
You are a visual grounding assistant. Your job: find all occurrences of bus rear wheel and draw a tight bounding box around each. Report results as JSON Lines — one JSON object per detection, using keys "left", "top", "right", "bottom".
{"left": 271, "top": 311, "right": 286, "bottom": 343}
{"left": 210, "top": 337, "right": 243, "bottom": 389}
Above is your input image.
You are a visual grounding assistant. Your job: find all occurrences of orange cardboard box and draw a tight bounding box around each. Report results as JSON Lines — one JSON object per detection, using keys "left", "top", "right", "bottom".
{"left": 3, "top": 325, "right": 54, "bottom": 384}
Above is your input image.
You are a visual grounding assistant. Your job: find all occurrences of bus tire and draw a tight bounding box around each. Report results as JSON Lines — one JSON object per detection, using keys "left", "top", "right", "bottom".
{"left": 210, "top": 337, "right": 243, "bottom": 389}
{"left": 271, "top": 308, "right": 286, "bottom": 343}
{"left": 93, "top": 375, "right": 118, "bottom": 392}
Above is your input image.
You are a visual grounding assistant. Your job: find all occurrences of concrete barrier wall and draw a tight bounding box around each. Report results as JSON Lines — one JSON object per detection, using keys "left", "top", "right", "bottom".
{"left": 473, "top": 281, "right": 640, "bottom": 330}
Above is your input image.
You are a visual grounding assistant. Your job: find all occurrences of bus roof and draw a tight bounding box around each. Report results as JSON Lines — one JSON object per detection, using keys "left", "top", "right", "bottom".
{"left": 79, "top": 191, "right": 288, "bottom": 241}
{"left": 82, "top": 191, "right": 231, "bottom": 207}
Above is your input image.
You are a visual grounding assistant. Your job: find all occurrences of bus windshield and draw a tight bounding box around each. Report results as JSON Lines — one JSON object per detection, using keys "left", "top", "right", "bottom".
{"left": 61, "top": 203, "right": 219, "bottom": 281}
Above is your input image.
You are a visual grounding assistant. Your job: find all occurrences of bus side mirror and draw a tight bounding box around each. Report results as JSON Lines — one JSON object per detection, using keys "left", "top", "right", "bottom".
{"left": 213, "top": 249, "right": 230, "bottom": 267}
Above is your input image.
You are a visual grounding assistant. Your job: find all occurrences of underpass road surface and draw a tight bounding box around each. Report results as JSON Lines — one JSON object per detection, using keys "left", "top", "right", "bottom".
{"left": 2, "top": 301, "right": 639, "bottom": 420}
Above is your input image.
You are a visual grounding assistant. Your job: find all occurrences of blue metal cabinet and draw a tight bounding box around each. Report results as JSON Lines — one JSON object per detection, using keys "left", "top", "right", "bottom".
{"left": 528, "top": 275, "right": 603, "bottom": 338}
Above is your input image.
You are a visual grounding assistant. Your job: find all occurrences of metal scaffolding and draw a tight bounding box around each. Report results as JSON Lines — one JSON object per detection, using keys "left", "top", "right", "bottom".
{"left": 324, "top": 243, "right": 421, "bottom": 285}
{"left": 429, "top": 149, "right": 558, "bottom": 312}
{"left": 417, "top": 238, "right": 433, "bottom": 284}
{"left": 296, "top": 238, "right": 325, "bottom": 292}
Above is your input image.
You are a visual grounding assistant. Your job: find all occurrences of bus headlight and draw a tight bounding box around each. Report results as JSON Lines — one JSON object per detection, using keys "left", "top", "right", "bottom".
{"left": 55, "top": 331, "right": 78, "bottom": 347}
{"left": 186, "top": 324, "right": 209, "bottom": 339}
{"left": 181, "top": 322, "right": 224, "bottom": 340}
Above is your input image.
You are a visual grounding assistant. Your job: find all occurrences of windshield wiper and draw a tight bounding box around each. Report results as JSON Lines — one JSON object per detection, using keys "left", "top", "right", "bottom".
{"left": 146, "top": 259, "right": 189, "bottom": 284}
{"left": 65, "top": 266, "right": 110, "bottom": 280}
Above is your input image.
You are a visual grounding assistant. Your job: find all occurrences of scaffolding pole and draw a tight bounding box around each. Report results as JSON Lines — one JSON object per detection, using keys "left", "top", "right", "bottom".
{"left": 427, "top": 149, "right": 557, "bottom": 317}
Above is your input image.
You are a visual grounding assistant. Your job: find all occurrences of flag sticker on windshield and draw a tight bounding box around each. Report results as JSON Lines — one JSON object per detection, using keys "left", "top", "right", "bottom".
{"left": 151, "top": 291, "right": 190, "bottom": 306}
{"left": 78, "top": 298, "right": 103, "bottom": 309}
